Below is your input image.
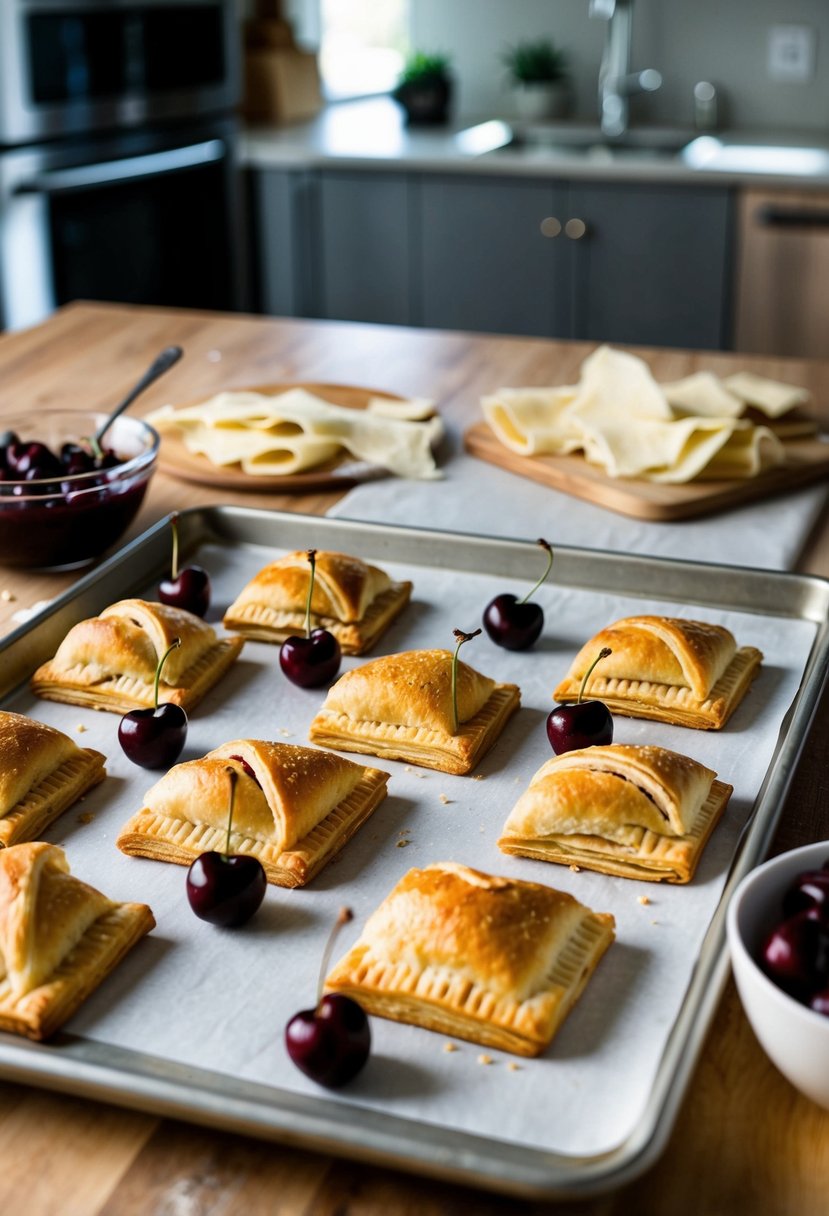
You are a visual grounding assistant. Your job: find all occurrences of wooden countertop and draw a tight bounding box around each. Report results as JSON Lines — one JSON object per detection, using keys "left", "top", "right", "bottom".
{"left": 1, "top": 303, "right": 828, "bottom": 1216}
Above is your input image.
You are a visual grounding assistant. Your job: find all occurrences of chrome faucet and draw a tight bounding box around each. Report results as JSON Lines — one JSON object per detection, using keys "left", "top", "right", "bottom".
{"left": 589, "top": 0, "right": 662, "bottom": 139}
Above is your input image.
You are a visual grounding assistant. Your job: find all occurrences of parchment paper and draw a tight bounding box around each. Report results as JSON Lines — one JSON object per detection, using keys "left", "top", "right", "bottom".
{"left": 4, "top": 539, "right": 817, "bottom": 1157}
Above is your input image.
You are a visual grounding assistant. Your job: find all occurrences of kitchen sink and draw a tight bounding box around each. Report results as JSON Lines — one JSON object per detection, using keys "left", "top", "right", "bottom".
{"left": 454, "top": 120, "right": 694, "bottom": 159}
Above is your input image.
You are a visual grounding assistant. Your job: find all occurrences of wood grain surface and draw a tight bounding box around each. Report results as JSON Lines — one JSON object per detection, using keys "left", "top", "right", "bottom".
{"left": 0, "top": 303, "right": 828, "bottom": 1216}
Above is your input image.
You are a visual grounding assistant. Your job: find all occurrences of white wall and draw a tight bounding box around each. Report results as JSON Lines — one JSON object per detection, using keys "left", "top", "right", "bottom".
{"left": 410, "top": 0, "right": 829, "bottom": 132}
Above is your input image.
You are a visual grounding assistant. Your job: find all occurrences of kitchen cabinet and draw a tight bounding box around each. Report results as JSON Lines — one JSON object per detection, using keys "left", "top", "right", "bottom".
{"left": 250, "top": 167, "right": 733, "bottom": 349}
{"left": 418, "top": 175, "right": 733, "bottom": 349}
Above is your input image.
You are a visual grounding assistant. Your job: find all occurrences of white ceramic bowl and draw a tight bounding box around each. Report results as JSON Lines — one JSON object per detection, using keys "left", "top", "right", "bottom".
{"left": 727, "top": 841, "right": 829, "bottom": 1110}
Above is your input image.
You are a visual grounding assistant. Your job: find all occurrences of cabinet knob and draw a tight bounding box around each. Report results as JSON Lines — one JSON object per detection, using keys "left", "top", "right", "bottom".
{"left": 540, "top": 216, "right": 562, "bottom": 238}
{"left": 565, "top": 218, "right": 588, "bottom": 240}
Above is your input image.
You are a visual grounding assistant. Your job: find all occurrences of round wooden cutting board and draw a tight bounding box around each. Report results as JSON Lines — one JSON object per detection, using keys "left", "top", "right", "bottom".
{"left": 155, "top": 382, "right": 410, "bottom": 492}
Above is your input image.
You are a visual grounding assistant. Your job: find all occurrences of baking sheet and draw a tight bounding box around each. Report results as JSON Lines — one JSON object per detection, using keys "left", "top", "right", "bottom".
{"left": 0, "top": 510, "right": 827, "bottom": 1195}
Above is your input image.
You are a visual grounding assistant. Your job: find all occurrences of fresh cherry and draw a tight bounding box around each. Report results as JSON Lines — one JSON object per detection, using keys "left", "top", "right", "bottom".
{"left": 158, "top": 512, "right": 211, "bottom": 618}
{"left": 760, "top": 908, "right": 829, "bottom": 1000}
{"left": 118, "top": 638, "right": 188, "bottom": 768}
{"left": 483, "top": 538, "right": 553, "bottom": 651}
{"left": 186, "top": 766, "right": 267, "bottom": 927}
{"left": 285, "top": 908, "right": 371, "bottom": 1088}
{"left": 279, "top": 548, "right": 341, "bottom": 688}
{"left": 546, "top": 647, "right": 614, "bottom": 754}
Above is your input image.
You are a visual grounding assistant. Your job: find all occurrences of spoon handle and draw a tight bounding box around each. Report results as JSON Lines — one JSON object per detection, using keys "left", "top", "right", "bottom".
{"left": 93, "top": 345, "right": 183, "bottom": 447}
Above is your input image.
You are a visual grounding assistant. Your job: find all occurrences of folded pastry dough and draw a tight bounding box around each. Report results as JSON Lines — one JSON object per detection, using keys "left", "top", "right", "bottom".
{"left": 0, "top": 711, "right": 106, "bottom": 847}
{"left": 0, "top": 842, "right": 154, "bottom": 1040}
{"left": 223, "top": 550, "right": 413, "bottom": 655}
{"left": 308, "top": 649, "right": 521, "bottom": 775}
{"left": 499, "top": 744, "right": 733, "bottom": 883}
{"left": 554, "top": 615, "right": 762, "bottom": 729}
{"left": 117, "top": 740, "right": 389, "bottom": 887}
{"left": 326, "top": 861, "right": 615, "bottom": 1057}
{"left": 31, "top": 599, "right": 244, "bottom": 715}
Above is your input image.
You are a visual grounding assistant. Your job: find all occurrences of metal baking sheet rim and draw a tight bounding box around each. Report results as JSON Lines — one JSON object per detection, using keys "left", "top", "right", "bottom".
{"left": 0, "top": 506, "right": 827, "bottom": 1201}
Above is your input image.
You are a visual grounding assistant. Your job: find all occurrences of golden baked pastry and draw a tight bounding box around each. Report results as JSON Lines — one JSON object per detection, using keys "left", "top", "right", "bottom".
{"left": 326, "top": 861, "right": 615, "bottom": 1057}
{"left": 223, "top": 550, "right": 412, "bottom": 654}
{"left": 498, "top": 744, "right": 733, "bottom": 883}
{"left": 0, "top": 841, "right": 154, "bottom": 1040}
{"left": 117, "top": 740, "right": 389, "bottom": 887}
{"left": 31, "top": 599, "right": 243, "bottom": 715}
{"left": 0, "top": 711, "right": 106, "bottom": 847}
{"left": 308, "top": 649, "right": 521, "bottom": 775}
{"left": 553, "top": 615, "right": 762, "bottom": 729}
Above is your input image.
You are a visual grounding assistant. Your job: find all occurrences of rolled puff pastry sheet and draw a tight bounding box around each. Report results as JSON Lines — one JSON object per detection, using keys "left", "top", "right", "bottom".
{"left": 117, "top": 740, "right": 389, "bottom": 887}
{"left": 223, "top": 550, "right": 413, "bottom": 654}
{"left": 31, "top": 599, "right": 244, "bottom": 714}
{"left": 325, "top": 861, "right": 615, "bottom": 1056}
{"left": 0, "top": 711, "right": 106, "bottom": 847}
{"left": 498, "top": 744, "right": 733, "bottom": 883}
{"left": 0, "top": 841, "right": 154, "bottom": 1040}
{"left": 554, "top": 615, "right": 762, "bottom": 730}
{"left": 308, "top": 649, "right": 521, "bottom": 775}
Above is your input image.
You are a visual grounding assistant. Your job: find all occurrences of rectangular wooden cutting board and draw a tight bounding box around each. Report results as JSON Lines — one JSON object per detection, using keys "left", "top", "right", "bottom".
{"left": 464, "top": 421, "right": 829, "bottom": 521}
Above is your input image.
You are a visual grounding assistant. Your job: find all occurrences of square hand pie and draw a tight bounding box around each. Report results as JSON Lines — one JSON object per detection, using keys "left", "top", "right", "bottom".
{"left": 0, "top": 711, "right": 106, "bottom": 847}
{"left": 31, "top": 599, "right": 244, "bottom": 715}
{"left": 554, "top": 615, "right": 762, "bottom": 730}
{"left": 223, "top": 550, "right": 412, "bottom": 655}
{"left": 117, "top": 740, "right": 389, "bottom": 887}
{"left": 326, "top": 861, "right": 615, "bottom": 1057}
{"left": 308, "top": 649, "right": 521, "bottom": 775}
{"left": 0, "top": 842, "right": 154, "bottom": 1040}
{"left": 498, "top": 744, "right": 733, "bottom": 883}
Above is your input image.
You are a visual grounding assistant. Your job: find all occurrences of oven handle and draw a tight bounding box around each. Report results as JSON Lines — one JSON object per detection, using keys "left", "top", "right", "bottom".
{"left": 13, "top": 139, "right": 225, "bottom": 196}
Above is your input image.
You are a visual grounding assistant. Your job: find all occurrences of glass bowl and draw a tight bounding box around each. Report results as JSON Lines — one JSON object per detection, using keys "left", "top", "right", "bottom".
{"left": 0, "top": 410, "right": 159, "bottom": 570}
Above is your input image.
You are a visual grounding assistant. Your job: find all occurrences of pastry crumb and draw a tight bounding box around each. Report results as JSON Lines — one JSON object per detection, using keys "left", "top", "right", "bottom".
{"left": 638, "top": 895, "right": 651, "bottom": 906}
{"left": 396, "top": 838, "right": 411, "bottom": 848}
{"left": 472, "top": 773, "right": 485, "bottom": 781}
{"left": 0, "top": 589, "right": 15, "bottom": 602}
{"left": 443, "top": 1042, "right": 459, "bottom": 1053}
{"left": 651, "top": 919, "right": 659, "bottom": 926}
{"left": 438, "top": 793, "right": 452, "bottom": 805}
{"left": 477, "top": 1054, "right": 493, "bottom": 1066}
{"left": 75, "top": 723, "right": 88, "bottom": 733}
{"left": 569, "top": 864, "right": 581, "bottom": 873}
{"left": 76, "top": 812, "right": 95, "bottom": 825}
{"left": 507, "top": 1062, "right": 521, "bottom": 1072}
{"left": 279, "top": 729, "right": 293, "bottom": 737}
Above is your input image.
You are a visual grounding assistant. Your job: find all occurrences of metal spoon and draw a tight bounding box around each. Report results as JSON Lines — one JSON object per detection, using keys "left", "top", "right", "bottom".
{"left": 92, "top": 345, "right": 183, "bottom": 450}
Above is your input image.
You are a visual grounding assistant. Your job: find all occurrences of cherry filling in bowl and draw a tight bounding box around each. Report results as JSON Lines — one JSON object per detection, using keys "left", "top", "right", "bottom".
{"left": 0, "top": 410, "right": 159, "bottom": 569}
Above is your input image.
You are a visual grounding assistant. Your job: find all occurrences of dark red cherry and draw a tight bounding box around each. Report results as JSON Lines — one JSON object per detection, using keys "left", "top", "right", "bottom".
{"left": 278, "top": 548, "right": 341, "bottom": 687}
{"left": 546, "top": 646, "right": 613, "bottom": 754}
{"left": 285, "top": 908, "right": 370, "bottom": 1088}
{"left": 118, "top": 639, "right": 187, "bottom": 768}
{"left": 186, "top": 850, "right": 267, "bottom": 928}
{"left": 809, "top": 986, "right": 829, "bottom": 1016}
{"left": 279, "top": 629, "right": 341, "bottom": 688}
{"left": 483, "top": 538, "right": 553, "bottom": 651}
{"left": 782, "top": 871, "right": 829, "bottom": 921}
{"left": 760, "top": 909, "right": 829, "bottom": 999}
{"left": 285, "top": 994, "right": 371, "bottom": 1088}
{"left": 8, "top": 441, "right": 61, "bottom": 478}
{"left": 158, "top": 512, "right": 211, "bottom": 617}
{"left": 186, "top": 766, "right": 266, "bottom": 927}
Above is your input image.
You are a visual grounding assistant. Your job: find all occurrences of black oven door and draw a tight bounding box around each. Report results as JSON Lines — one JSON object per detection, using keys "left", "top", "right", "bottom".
{"left": 0, "top": 117, "right": 243, "bottom": 329}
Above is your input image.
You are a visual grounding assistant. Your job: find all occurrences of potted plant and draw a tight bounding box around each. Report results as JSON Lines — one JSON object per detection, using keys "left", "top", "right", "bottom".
{"left": 501, "top": 39, "right": 570, "bottom": 122}
{"left": 392, "top": 52, "right": 453, "bottom": 126}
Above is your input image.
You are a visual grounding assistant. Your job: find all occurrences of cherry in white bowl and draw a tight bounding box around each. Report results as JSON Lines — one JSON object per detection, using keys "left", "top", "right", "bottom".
{"left": 727, "top": 840, "right": 829, "bottom": 1111}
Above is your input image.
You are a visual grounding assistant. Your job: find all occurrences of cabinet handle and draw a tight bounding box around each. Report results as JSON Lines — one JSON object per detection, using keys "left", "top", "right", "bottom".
{"left": 756, "top": 205, "right": 829, "bottom": 229}
{"left": 565, "top": 218, "right": 588, "bottom": 240}
{"left": 540, "top": 216, "right": 562, "bottom": 238}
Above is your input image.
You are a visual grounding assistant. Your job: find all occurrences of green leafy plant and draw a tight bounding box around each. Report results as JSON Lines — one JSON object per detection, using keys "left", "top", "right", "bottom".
{"left": 501, "top": 39, "right": 568, "bottom": 85}
{"left": 397, "top": 51, "right": 452, "bottom": 86}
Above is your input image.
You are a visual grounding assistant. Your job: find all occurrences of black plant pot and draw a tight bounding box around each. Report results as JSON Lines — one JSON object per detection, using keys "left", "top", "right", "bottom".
{"left": 393, "top": 76, "right": 452, "bottom": 125}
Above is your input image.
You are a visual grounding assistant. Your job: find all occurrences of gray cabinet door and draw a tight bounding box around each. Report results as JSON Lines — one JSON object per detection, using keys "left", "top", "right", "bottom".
{"left": 249, "top": 168, "right": 315, "bottom": 318}
{"left": 316, "top": 171, "right": 413, "bottom": 325}
{"left": 568, "top": 182, "right": 732, "bottom": 349}
{"left": 419, "top": 175, "right": 572, "bottom": 337}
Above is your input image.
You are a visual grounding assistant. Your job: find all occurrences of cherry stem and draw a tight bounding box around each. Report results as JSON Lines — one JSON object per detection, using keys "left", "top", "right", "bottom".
{"left": 153, "top": 637, "right": 181, "bottom": 710}
{"left": 170, "top": 512, "right": 180, "bottom": 580}
{"left": 304, "top": 548, "right": 317, "bottom": 640}
{"left": 316, "top": 907, "right": 353, "bottom": 1011}
{"left": 451, "top": 627, "right": 481, "bottom": 735}
{"left": 88, "top": 434, "right": 104, "bottom": 461}
{"left": 223, "top": 766, "right": 237, "bottom": 858}
{"left": 518, "top": 538, "right": 554, "bottom": 605}
{"left": 578, "top": 647, "right": 612, "bottom": 704}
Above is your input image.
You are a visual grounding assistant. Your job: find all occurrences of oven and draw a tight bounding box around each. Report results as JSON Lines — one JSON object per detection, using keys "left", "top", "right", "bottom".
{"left": 0, "top": 0, "right": 244, "bottom": 329}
